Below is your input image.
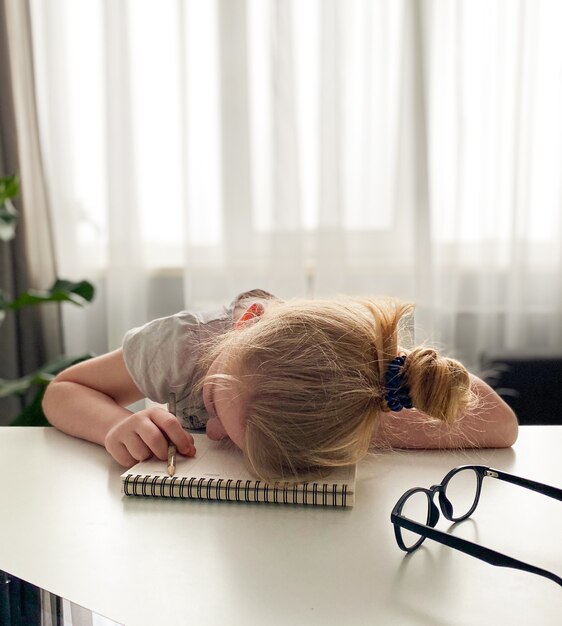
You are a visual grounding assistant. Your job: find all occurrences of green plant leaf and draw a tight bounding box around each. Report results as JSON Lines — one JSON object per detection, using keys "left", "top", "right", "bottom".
{"left": 0, "top": 175, "right": 20, "bottom": 242}
{"left": 0, "top": 198, "right": 19, "bottom": 242}
{"left": 0, "top": 175, "right": 19, "bottom": 203}
{"left": 51, "top": 279, "right": 95, "bottom": 302}
{"left": 6, "top": 279, "right": 95, "bottom": 310}
{"left": 0, "top": 376, "right": 33, "bottom": 397}
{"left": 7, "top": 353, "right": 95, "bottom": 426}
{"left": 0, "top": 353, "right": 95, "bottom": 399}
{"left": 10, "top": 386, "right": 51, "bottom": 427}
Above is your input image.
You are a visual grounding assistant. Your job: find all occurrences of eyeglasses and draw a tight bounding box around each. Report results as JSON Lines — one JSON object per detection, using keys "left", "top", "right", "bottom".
{"left": 391, "top": 465, "right": 562, "bottom": 586}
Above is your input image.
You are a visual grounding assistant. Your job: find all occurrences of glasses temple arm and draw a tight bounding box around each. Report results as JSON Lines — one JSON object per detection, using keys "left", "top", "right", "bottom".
{"left": 392, "top": 515, "right": 562, "bottom": 587}
{"left": 487, "top": 468, "right": 562, "bottom": 501}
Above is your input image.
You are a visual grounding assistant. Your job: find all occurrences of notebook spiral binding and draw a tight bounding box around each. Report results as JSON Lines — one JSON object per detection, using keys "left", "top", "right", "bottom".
{"left": 123, "top": 474, "right": 349, "bottom": 507}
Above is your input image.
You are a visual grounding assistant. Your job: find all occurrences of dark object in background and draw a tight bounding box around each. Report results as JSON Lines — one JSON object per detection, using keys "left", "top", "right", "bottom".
{"left": 480, "top": 353, "right": 562, "bottom": 425}
{"left": 0, "top": 571, "right": 42, "bottom": 626}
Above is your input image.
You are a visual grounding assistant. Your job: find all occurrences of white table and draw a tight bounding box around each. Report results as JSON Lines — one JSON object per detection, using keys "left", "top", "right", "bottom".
{"left": 0, "top": 426, "right": 561, "bottom": 625}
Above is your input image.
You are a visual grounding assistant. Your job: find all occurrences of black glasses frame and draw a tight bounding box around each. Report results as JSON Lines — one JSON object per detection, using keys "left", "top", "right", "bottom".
{"left": 391, "top": 465, "right": 562, "bottom": 586}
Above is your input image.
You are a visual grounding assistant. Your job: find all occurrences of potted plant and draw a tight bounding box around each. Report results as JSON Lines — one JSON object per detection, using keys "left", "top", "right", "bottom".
{"left": 0, "top": 174, "right": 95, "bottom": 425}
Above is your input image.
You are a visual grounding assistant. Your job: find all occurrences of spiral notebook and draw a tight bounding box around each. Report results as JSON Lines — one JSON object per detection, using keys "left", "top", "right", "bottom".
{"left": 121, "top": 434, "right": 356, "bottom": 508}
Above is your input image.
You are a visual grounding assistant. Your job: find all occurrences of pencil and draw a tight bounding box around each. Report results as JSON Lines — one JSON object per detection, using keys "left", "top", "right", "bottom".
{"left": 167, "top": 392, "right": 177, "bottom": 477}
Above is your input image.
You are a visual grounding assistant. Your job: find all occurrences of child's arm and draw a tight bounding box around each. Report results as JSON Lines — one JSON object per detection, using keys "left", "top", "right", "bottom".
{"left": 372, "top": 374, "right": 518, "bottom": 449}
{"left": 42, "top": 349, "right": 196, "bottom": 466}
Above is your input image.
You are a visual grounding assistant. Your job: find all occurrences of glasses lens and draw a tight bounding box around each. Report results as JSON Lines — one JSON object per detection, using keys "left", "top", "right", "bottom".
{"left": 398, "top": 490, "right": 431, "bottom": 550}
{"left": 443, "top": 467, "right": 479, "bottom": 520}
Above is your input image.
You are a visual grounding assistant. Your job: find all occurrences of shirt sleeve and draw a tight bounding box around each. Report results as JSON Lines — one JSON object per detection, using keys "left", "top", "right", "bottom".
{"left": 121, "top": 289, "right": 278, "bottom": 405}
{"left": 122, "top": 311, "right": 210, "bottom": 404}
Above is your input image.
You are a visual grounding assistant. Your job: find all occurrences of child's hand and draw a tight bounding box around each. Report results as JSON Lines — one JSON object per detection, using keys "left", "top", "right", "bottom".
{"left": 104, "top": 407, "right": 196, "bottom": 467}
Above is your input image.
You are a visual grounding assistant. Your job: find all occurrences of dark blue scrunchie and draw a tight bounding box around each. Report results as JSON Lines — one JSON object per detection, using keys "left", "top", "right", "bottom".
{"left": 384, "top": 355, "right": 413, "bottom": 412}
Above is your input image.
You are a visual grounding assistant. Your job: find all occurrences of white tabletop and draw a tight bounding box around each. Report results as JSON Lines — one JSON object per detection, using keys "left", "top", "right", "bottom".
{"left": 0, "top": 426, "right": 561, "bottom": 625}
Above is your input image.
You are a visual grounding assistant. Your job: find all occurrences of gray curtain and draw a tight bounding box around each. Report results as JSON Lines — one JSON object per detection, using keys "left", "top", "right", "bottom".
{"left": 0, "top": 0, "right": 62, "bottom": 424}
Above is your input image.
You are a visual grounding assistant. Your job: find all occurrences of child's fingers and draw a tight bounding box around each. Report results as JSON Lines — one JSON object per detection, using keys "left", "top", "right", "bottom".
{"left": 124, "top": 433, "right": 153, "bottom": 462}
{"left": 149, "top": 409, "right": 196, "bottom": 456}
{"left": 135, "top": 419, "right": 170, "bottom": 460}
{"left": 111, "top": 442, "right": 138, "bottom": 467}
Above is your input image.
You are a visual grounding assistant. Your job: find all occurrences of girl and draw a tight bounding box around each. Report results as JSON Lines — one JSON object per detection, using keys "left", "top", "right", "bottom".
{"left": 43, "top": 289, "right": 518, "bottom": 480}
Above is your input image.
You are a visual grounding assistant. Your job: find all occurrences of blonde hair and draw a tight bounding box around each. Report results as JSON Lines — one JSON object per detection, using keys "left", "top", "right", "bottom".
{"left": 201, "top": 297, "right": 474, "bottom": 480}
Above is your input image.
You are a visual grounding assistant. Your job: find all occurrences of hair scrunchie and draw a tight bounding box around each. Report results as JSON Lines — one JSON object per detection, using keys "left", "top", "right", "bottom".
{"left": 384, "top": 355, "right": 413, "bottom": 412}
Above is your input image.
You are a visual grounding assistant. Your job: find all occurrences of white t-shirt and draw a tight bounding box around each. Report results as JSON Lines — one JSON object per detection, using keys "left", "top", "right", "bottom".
{"left": 122, "top": 289, "right": 276, "bottom": 430}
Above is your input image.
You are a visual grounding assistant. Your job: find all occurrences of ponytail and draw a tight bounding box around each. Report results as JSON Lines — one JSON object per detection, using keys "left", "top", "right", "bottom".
{"left": 401, "top": 347, "right": 475, "bottom": 423}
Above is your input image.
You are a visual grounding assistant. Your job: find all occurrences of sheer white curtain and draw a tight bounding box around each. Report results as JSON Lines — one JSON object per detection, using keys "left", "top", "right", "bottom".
{"left": 28, "top": 0, "right": 562, "bottom": 367}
